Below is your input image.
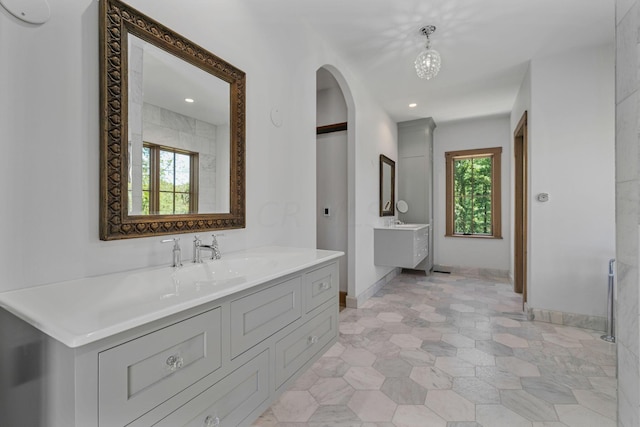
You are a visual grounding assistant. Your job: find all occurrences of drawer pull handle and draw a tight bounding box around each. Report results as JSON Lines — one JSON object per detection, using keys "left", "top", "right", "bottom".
{"left": 308, "top": 335, "right": 319, "bottom": 345}
{"left": 319, "top": 282, "right": 330, "bottom": 291}
{"left": 166, "top": 355, "right": 184, "bottom": 371}
{"left": 204, "top": 415, "right": 220, "bottom": 427}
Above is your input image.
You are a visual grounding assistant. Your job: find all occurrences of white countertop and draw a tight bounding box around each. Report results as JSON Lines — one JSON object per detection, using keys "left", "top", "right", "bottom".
{"left": 0, "top": 246, "right": 343, "bottom": 348}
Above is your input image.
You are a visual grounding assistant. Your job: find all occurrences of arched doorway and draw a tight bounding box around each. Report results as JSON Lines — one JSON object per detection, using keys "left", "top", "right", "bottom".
{"left": 315, "top": 66, "right": 355, "bottom": 305}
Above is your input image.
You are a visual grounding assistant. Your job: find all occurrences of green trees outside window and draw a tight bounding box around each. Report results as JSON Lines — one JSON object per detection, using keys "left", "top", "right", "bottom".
{"left": 140, "top": 144, "right": 198, "bottom": 215}
{"left": 445, "top": 147, "right": 502, "bottom": 238}
{"left": 453, "top": 156, "right": 492, "bottom": 235}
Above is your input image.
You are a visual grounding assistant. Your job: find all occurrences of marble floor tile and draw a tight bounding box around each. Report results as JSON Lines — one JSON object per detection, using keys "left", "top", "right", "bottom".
{"left": 521, "top": 377, "right": 578, "bottom": 404}
{"left": 347, "top": 390, "right": 397, "bottom": 422}
{"left": 452, "top": 376, "right": 501, "bottom": 404}
{"left": 442, "top": 333, "right": 476, "bottom": 348}
{"left": 340, "top": 346, "right": 377, "bottom": 367}
{"left": 389, "top": 333, "right": 423, "bottom": 348}
{"left": 421, "top": 340, "right": 458, "bottom": 356}
{"left": 308, "top": 377, "right": 355, "bottom": 405}
{"left": 254, "top": 272, "right": 617, "bottom": 427}
{"left": 457, "top": 347, "right": 495, "bottom": 366}
{"left": 493, "top": 333, "right": 530, "bottom": 348}
{"left": 343, "top": 366, "right": 386, "bottom": 390}
{"left": 572, "top": 389, "right": 616, "bottom": 419}
{"left": 496, "top": 356, "right": 541, "bottom": 377}
{"left": 476, "top": 404, "right": 533, "bottom": 427}
{"left": 392, "top": 404, "right": 446, "bottom": 427}
{"left": 377, "top": 312, "right": 404, "bottom": 322}
{"left": 270, "top": 391, "right": 319, "bottom": 422}
{"left": 500, "top": 389, "right": 559, "bottom": 421}
{"left": 380, "top": 377, "right": 427, "bottom": 404}
{"left": 373, "top": 357, "right": 413, "bottom": 377}
{"left": 475, "top": 338, "right": 514, "bottom": 356}
{"left": 410, "top": 366, "right": 454, "bottom": 390}
{"left": 435, "top": 356, "right": 476, "bottom": 377}
{"left": 425, "top": 389, "right": 476, "bottom": 421}
{"left": 398, "top": 348, "right": 436, "bottom": 366}
{"left": 554, "top": 404, "right": 616, "bottom": 427}
{"left": 306, "top": 405, "right": 360, "bottom": 426}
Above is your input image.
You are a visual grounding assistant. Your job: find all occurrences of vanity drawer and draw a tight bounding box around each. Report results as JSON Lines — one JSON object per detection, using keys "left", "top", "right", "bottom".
{"left": 413, "top": 227, "right": 429, "bottom": 248}
{"left": 98, "top": 308, "right": 222, "bottom": 427}
{"left": 304, "top": 262, "right": 338, "bottom": 313}
{"left": 150, "top": 350, "right": 269, "bottom": 427}
{"left": 275, "top": 305, "right": 338, "bottom": 388}
{"left": 230, "top": 276, "right": 302, "bottom": 358}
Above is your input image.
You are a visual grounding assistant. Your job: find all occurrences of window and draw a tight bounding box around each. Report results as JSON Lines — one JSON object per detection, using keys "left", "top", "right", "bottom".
{"left": 445, "top": 147, "right": 502, "bottom": 238}
{"left": 140, "top": 143, "right": 199, "bottom": 215}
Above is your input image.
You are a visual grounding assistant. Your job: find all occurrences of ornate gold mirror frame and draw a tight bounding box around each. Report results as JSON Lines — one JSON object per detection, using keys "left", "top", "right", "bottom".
{"left": 99, "top": 0, "right": 246, "bottom": 240}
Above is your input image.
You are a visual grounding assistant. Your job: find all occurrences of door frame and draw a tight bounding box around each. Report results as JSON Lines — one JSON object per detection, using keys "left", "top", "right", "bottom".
{"left": 514, "top": 111, "right": 528, "bottom": 305}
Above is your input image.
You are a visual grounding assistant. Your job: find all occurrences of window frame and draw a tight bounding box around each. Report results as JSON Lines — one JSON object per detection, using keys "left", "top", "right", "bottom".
{"left": 445, "top": 147, "right": 502, "bottom": 239}
{"left": 143, "top": 142, "right": 199, "bottom": 215}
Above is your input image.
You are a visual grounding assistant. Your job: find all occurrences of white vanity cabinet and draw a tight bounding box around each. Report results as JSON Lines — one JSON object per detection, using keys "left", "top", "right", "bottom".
{"left": 0, "top": 248, "right": 341, "bottom": 427}
{"left": 374, "top": 224, "right": 429, "bottom": 269}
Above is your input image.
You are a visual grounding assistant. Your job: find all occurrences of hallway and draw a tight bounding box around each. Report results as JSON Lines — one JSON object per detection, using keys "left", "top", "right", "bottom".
{"left": 254, "top": 272, "right": 616, "bottom": 426}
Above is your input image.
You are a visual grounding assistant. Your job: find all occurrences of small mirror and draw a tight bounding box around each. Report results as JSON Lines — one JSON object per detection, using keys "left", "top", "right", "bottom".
{"left": 99, "top": 0, "right": 246, "bottom": 240}
{"left": 379, "top": 155, "right": 395, "bottom": 217}
{"left": 396, "top": 200, "right": 409, "bottom": 214}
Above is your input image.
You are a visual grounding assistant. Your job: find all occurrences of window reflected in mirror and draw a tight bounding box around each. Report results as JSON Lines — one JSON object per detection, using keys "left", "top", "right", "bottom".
{"left": 128, "top": 144, "right": 198, "bottom": 215}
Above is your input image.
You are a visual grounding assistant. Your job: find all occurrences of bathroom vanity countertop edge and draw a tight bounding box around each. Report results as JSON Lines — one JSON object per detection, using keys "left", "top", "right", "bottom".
{"left": 0, "top": 246, "right": 343, "bottom": 348}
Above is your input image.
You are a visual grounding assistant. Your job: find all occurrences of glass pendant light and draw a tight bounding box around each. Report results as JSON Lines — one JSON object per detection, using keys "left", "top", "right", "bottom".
{"left": 415, "top": 25, "right": 441, "bottom": 80}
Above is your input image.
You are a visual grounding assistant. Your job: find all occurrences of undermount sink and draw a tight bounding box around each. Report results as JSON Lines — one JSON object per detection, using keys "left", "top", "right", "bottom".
{"left": 174, "top": 256, "right": 275, "bottom": 285}
{"left": 103, "top": 256, "right": 275, "bottom": 305}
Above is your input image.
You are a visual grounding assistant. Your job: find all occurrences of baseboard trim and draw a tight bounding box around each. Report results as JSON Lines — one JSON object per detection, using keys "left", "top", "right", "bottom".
{"left": 433, "top": 265, "right": 509, "bottom": 280}
{"left": 525, "top": 302, "right": 606, "bottom": 332}
{"left": 345, "top": 268, "right": 401, "bottom": 308}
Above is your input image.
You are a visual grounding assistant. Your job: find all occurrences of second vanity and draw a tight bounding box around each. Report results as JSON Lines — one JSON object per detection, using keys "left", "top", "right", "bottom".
{"left": 374, "top": 224, "right": 429, "bottom": 269}
{"left": 0, "top": 246, "right": 342, "bottom": 427}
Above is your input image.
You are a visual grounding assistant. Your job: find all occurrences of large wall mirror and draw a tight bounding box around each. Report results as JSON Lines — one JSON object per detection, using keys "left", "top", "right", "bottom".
{"left": 379, "top": 155, "right": 395, "bottom": 217}
{"left": 99, "top": 0, "right": 245, "bottom": 240}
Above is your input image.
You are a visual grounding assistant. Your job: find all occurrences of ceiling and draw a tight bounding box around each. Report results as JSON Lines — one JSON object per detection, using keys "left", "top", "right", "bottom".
{"left": 251, "top": 0, "right": 615, "bottom": 123}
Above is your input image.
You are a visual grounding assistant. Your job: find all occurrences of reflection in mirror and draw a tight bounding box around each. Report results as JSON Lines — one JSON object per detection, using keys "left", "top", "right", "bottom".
{"left": 379, "top": 155, "right": 395, "bottom": 217}
{"left": 99, "top": 0, "right": 245, "bottom": 240}
{"left": 128, "top": 35, "right": 230, "bottom": 215}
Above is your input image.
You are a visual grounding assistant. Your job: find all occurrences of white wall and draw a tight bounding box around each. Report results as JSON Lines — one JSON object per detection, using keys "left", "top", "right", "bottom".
{"left": 433, "top": 115, "right": 512, "bottom": 271}
{"left": 513, "top": 43, "right": 615, "bottom": 317}
{"left": 0, "top": 0, "right": 397, "bottom": 296}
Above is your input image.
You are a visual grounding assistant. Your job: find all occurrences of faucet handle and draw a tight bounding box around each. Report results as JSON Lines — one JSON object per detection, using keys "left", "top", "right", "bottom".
{"left": 161, "top": 237, "right": 180, "bottom": 246}
{"left": 193, "top": 235, "right": 201, "bottom": 246}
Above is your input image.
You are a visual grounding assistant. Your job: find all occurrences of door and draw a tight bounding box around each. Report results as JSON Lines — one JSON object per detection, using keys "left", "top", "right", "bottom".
{"left": 514, "top": 111, "right": 528, "bottom": 306}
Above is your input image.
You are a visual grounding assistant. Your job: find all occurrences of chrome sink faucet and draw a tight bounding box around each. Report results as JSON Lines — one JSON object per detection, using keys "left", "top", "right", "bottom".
{"left": 161, "top": 237, "right": 182, "bottom": 267}
{"left": 193, "top": 234, "right": 221, "bottom": 263}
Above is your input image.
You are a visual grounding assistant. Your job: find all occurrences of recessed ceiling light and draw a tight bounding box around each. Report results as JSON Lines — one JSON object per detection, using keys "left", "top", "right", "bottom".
{"left": 409, "top": 103, "right": 417, "bottom": 108}
{"left": 185, "top": 98, "right": 194, "bottom": 103}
